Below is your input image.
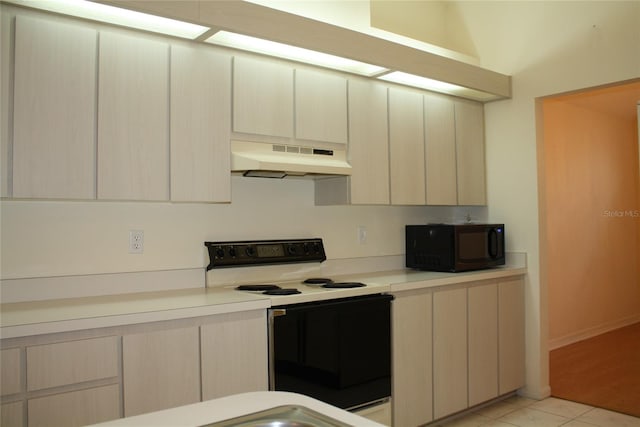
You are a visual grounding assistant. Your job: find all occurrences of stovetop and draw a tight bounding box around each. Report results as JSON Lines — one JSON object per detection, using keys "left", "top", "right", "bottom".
{"left": 234, "top": 278, "right": 366, "bottom": 296}
{"left": 204, "top": 238, "right": 387, "bottom": 304}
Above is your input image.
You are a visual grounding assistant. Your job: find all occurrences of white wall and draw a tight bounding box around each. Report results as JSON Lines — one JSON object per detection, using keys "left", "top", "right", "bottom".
{"left": 450, "top": 1, "right": 640, "bottom": 399}
{"left": 1, "top": 176, "right": 482, "bottom": 279}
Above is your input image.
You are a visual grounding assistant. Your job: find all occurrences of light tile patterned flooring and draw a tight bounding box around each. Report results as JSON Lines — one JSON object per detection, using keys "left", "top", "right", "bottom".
{"left": 436, "top": 396, "right": 640, "bottom": 427}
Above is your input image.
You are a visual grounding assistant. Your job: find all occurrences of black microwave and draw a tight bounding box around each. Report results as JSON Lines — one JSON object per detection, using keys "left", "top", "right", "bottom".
{"left": 406, "top": 224, "right": 505, "bottom": 272}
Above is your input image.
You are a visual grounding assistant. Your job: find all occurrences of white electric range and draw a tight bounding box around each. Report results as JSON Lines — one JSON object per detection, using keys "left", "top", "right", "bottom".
{"left": 204, "top": 238, "right": 390, "bottom": 305}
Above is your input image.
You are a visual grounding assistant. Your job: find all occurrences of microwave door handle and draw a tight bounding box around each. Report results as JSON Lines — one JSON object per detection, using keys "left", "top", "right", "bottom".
{"left": 488, "top": 229, "right": 498, "bottom": 259}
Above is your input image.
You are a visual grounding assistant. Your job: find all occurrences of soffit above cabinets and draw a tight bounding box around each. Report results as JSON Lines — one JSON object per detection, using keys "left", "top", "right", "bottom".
{"left": 17, "top": 0, "right": 512, "bottom": 101}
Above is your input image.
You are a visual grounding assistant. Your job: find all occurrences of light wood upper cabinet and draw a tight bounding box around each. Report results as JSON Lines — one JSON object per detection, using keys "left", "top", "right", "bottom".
{"left": 346, "top": 79, "right": 389, "bottom": 204}
{"left": 171, "top": 45, "right": 231, "bottom": 203}
{"left": 499, "top": 277, "right": 526, "bottom": 394}
{"left": 389, "top": 87, "right": 426, "bottom": 205}
{"left": 12, "top": 16, "right": 97, "bottom": 199}
{"left": 97, "top": 32, "right": 170, "bottom": 201}
{"left": 201, "top": 310, "right": 268, "bottom": 400}
{"left": 455, "top": 99, "right": 487, "bottom": 205}
{"left": 295, "top": 68, "right": 348, "bottom": 144}
{"left": 468, "top": 282, "right": 499, "bottom": 406}
{"left": 433, "top": 287, "right": 468, "bottom": 419}
{"left": 424, "top": 94, "right": 486, "bottom": 206}
{"left": 122, "top": 326, "right": 200, "bottom": 417}
{"left": 424, "top": 93, "right": 457, "bottom": 205}
{"left": 233, "top": 56, "right": 294, "bottom": 138}
{"left": 314, "top": 78, "right": 389, "bottom": 205}
{"left": 392, "top": 289, "right": 433, "bottom": 427}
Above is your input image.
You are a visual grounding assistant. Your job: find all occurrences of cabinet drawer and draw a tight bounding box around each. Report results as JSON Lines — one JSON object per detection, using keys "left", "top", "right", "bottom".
{"left": 1, "top": 348, "right": 23, "bottom": 396}
{"left": 27, "top": 384, "right": 120, "bottom": 427}
{"left": 26, "top": 336, "right": 119, "bottom": 391}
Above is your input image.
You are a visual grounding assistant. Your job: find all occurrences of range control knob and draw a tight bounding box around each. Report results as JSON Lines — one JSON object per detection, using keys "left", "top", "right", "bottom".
{"left": 287, "top": 244, "right": 298, "bottom": 255}
{"left": 245, "top": 246, "right": 256, "bottom": 257}
{"left": 228, "top": 246, "right": 237, "bottom": 257}
{"left": 215, "top": 247, "right": 225, "bottom": 259}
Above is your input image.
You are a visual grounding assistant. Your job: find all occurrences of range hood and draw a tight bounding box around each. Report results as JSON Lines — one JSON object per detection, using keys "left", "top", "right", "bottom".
{"left": 231, "top": 141, "right": 352, "bottom": 178}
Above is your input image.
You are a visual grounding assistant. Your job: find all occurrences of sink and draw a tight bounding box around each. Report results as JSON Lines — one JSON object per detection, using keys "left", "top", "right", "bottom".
{"left": 201, "top": 405, "right": 354, "bottom": 427}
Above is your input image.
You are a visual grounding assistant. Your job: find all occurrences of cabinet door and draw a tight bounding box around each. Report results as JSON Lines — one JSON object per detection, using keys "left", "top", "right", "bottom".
{"left": 389, "top": 87, "right": 425, "bottom": 205}
{"left": 347, "top": 79, "right": 389, "bottom": 204}
{"left": 468, "top": 282, "right": 498, "bottom": 406}
{"left": 27, "top": 384, "right": 119, "bottom": 427}
{"left": 314, "top": 78, "right": 389, "bottom": 206}
{"left": 201, "top": 310, "right": 268, "bottom": 400}
{"left": 433, "top": 287, "right": 467, "bottom": 419}
{"left": 424, "top": 93, "right": 457, "bottom": 205}
{"left": 499, "top": 277, "right": 526, "bottom": 394}
{"left": 295, "top": 68, "right": 348, "bottom": 144}
{"left": 233, "top": 56, "right": 293, "bottom": 138}
{"left": 392, "top": 290, "right": 433, "bottom": 427}
{"left": 1, "top": 401, "right": 23, "bottom": 427}
{"left": 98, "top": 32, "right": 169, "bottom": 201}
{"left": 26, "top": 336, "right": 118, "bottom": 391}
{"left": 455, "top": 100, "right": 486, "bottom": 205}
{"left": 123, "top": 327, "right": 200, "bottom": 416}
{"left": 171, "top": 45, "right": 231, "bottom": 202}
{"left": 13, "top": 16, "right": 97, "bottom": 199}
{"left": 1, "top": 348, "right": 22, "bottom": 396}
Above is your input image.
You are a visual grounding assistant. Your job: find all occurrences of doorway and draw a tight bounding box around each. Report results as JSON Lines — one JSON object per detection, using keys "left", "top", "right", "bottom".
{"left": 538, "top": 80, "right": 640, "bottom": 416}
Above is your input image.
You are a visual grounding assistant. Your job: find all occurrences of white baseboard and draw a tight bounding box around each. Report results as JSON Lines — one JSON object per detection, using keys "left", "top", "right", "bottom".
{"left": 518, "top": 385, "right": 552, "bottom": 400}
{"left": 548, "top": 314, "right": 640, "bottom": 350}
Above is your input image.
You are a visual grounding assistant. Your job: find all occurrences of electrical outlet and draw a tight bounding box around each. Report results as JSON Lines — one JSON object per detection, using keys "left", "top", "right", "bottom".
{"left": 357, "top": 225, "right": 367, "bottom": 244}
{"left": 129, "top": 230, "right": 144, "bottom": 254}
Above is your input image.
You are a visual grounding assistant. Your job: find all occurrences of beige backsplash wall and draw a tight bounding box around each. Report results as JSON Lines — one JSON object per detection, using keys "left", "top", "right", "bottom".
{"left": 0, "top": 177, "right": 487, "bottom": 280}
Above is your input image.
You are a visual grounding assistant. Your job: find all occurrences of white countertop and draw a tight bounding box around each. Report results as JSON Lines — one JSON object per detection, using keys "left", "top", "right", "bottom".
{"left": 0, "top": 262, "right": 525, "bottom": 339}
{"left": 91, "top": 391, "right": 387, "bottom": 427}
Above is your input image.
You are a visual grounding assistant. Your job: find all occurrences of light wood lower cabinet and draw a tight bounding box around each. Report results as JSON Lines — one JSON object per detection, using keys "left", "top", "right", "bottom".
{"left": 0, "top": 310, "right": 270, "bottom": 426}
{"left": 1, "top": 349, "right": 22, "bottom": 397}
{"left": 433, "top": 287, "right": 467, "bottom": 419}
{"left": 499, "top": 278, "right": 526, "bottom": 394}
{"left": 392, "top": 276, "right": 525, "bottom": 426}
{"left": 200, "top": 310, "right": 268, "bottom": 400}
{"left": 123, "top": 326, "right": 201, "bottom": 417}
{"left": 468, "top": 282, "right": 499, "bottom": 406}
{"left": 26, "top": 336, "right": 119, "bottom": 391}
{"left": 1, "top": 401, "right": 24, "bottom": 427}
{"left": 392, "top": 290, "right": 432, "bottom": 427}
{"left": 28, "top": 385, "right": 120, "bottom": 427}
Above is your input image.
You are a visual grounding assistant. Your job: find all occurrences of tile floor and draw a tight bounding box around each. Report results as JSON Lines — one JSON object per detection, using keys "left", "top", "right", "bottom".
{"left": 436, "top": 396, "right": 640, "bottom": 427}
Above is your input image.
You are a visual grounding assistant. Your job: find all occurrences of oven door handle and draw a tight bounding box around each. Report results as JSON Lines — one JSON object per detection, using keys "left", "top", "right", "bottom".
{"left": 268, "top": 308, "right": 287, "bottom": 390}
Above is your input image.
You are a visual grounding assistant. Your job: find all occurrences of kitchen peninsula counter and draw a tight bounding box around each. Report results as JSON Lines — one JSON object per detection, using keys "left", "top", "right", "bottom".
{"left": 91, "top": 391, "right": 386, "bottom": 427}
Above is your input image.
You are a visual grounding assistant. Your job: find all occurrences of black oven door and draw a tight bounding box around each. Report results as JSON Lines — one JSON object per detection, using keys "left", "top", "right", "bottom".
{"left": 268, "top": 294, "right": 393, "bottom": 410}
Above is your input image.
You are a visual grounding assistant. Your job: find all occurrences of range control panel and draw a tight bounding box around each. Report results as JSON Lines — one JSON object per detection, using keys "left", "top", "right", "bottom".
{"left": 205, "top": 238, "right": 326, "bottom": 269}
